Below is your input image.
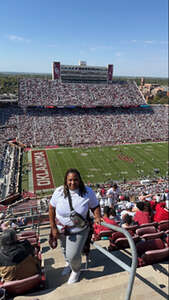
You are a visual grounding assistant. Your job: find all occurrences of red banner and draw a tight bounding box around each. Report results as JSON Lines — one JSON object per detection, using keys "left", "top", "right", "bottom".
{"left": 108, "top": 64, "right": 113, "bottom": 81}
{"left": 53, "top": 61, "right": 61, "bottom": 80}
{"left": 32, "top": 150, "right": 54, "bottom": 191}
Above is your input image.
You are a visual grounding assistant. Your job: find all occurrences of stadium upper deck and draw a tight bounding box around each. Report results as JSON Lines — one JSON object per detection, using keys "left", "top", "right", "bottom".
{"left": 18, "top": 78, "right": 146, "bottom": 107}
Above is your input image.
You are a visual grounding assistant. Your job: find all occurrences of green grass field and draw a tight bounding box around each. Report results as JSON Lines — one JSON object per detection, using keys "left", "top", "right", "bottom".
{"left": 46, "top": 142, "right": 168, "bottom": 187}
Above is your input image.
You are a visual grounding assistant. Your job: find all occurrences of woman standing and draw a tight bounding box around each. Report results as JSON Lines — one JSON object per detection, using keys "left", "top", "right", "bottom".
{"left": 49, "top": 168, "right": 101, "bottom": 284}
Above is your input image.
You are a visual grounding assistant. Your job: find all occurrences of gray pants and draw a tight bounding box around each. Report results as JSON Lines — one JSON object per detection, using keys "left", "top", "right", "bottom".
{"left": 59, "top": 226, "right": 90, "bottom": 272}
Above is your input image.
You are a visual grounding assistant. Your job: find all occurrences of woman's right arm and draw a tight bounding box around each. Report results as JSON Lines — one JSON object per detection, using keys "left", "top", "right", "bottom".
{"left": 49, "top": 204, "right": 59, "bottom": 239}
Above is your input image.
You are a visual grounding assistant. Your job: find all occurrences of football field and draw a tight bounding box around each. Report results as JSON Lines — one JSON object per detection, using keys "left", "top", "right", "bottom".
{"left": 46, "top": 142, "right": 168, "bottom": 187}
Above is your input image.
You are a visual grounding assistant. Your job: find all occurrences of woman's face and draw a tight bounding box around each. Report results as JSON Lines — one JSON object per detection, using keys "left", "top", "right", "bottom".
{"left": 66, "top": 172, "right": 80, "bottom": 190}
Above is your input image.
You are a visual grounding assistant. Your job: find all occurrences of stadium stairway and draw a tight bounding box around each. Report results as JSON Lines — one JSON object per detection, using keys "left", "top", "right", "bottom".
{"left": 13, "top": 228, "right": 169, "bottom": 300}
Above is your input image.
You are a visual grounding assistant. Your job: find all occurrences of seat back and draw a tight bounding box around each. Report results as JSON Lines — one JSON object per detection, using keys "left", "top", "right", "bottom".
{"left": 125, "top": 225, "right": 138, "bottom": 234}
{"left": 2, "top": 274, "right": 42, "bottom": 295}
{"left": 141, "top": 231, "right": 164, "bottom": 240}
{"left": 136, "top": 226, "right": 156, "bottom": 236}
{"left": 158, "top": 221, "right": 169, "bottom": 232}
{"left": 142, "top": 247, "right": 169, "bottom": 265}
{"left": 18, "top": 230, "right": 37, "bottom": 239}
{"left": 115, "top": 235, "right": 140, "bottom": 250}
{"left": 111, "top": 231, "right": 125, "bottom": 242}
{"left": 136, "top": 238, "right": 165, "bottom": 257}
{"left": 139, "top": 222, "right": 158, "bottom": 228}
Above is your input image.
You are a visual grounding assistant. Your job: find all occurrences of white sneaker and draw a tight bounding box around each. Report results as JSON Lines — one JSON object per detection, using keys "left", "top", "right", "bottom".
{"left": 61, "top": 263, "right": 71, "bottom": 276}
{"left": 67, "top": 270, "right": 81, "bottom": 284}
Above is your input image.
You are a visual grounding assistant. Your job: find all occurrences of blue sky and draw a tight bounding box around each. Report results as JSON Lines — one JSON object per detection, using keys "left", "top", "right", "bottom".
{"left": 0, "top": 0, "right": 168, "bottom": 77}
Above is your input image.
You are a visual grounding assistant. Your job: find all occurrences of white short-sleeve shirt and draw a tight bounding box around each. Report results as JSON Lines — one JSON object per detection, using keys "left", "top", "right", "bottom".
{"left": 50, "top": 185, "right": 99, "bottom": 232}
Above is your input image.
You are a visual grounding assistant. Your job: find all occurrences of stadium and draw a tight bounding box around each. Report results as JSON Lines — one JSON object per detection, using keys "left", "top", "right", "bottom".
{"left": 0, "top": 61, "right": 168, "bottom": 200}
{"left": 0, "top": 61, "right": 168, "bottom": 299}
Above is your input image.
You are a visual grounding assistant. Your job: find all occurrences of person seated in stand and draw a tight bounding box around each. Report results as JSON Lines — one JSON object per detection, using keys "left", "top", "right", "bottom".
{"left": 121, "top": 214, "right": 135, "bottom": 228}
{"left": 93, "top": 206, "right": 118, "bottom": 235}
{"left": 10, "top": 219, "right": 18, "bottom": 230}
{"left": 120, "top": 202, "right": 135, "bottom": 221}
{"left": 109, "top": 207, "right": 120, "bottom": 222}
{"left": 1, "top": 220, "right": 10, "bottom": 231}
{"left": 0, "top": 228, "right": 40, "bottom": 282}
{"left": 16, "top": 217, "right": 27, "bottom": 227}
{"left": 133, "top": 202, "right": 151, "bottom": 226}
{"left": 154, "top": 199, "right": 169, "bottom": 222}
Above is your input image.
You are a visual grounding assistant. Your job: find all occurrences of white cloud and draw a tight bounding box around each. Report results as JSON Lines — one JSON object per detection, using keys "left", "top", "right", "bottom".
{"left": 144, "top": 40, "right": 154, "bottom": 44}
{"left": 48, "top": 44, "right": 58, "bottom": 48}
{"left": 7, "top": 35, "right": 31, "bottom": 43}
{"left": 89, "top": 45, "right": 113, "bottom": 52}
{"left": 131, "top": 40, "right": 137, "bottom": 43}
{"left": 115, "top": 52, "right": 124, "bottom": 57}
{"left": 160, "top": 41, "right": 169, "bottom": 44}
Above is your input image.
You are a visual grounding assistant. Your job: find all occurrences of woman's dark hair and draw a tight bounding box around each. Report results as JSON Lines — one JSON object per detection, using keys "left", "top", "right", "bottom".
{"left": 103, "top": 206, "right": 111, "bottom": 217}
{"left": 123, "top": 214, "right": 133, "bottom": 225}
{"left": 109, "top": 207, "right": 116, "bottom": 217}
{"left": 63, "top": 168, "right": 86, "bottom": 197}
{"left": 113, "top": 183, "right": 117, "bottom": 189}
{"left": 136, "top": 202, "right": 145, "bottom": 211}
{"left": 0, "top": 228, "right": 17, "bottom": 248}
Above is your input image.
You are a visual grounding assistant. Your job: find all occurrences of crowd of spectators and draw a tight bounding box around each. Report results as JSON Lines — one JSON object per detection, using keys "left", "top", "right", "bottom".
{"left": 0, "top": 105, "right": 168, "bottom": 153}
{"left": 96, "top": 179, "right": 169, "bottom": 202}
{"left": 1, "top": 180, "right": 168, "bottom": 231}
{"left": 0, "top": 143, "right": 22, "bottom": 200}
{"left": 18, "top": 78, "right": 146, "bottom": 107}
{"left": 95, "top": 181, "right": 169, "bottom": 226}
{"left": 7, "top": 147, "right": 20, "bottom": 196}
{"left": 17, "top": 105, "right": 168, "bottom": 147}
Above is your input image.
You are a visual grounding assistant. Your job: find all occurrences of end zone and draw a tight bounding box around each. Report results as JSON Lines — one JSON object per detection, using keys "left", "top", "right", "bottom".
{"left": 32, "top": 150, "right": 54, "bottom": 191}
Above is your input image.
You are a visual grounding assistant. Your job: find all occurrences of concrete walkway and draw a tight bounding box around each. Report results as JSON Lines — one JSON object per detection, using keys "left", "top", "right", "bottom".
{"left": 14, "top": 228, "right": 169, "bottom": 300}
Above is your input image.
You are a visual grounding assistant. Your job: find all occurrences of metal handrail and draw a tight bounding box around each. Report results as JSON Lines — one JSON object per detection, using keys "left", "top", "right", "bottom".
{"left": 92, "top": 222, "right": 137, "bottom": 300}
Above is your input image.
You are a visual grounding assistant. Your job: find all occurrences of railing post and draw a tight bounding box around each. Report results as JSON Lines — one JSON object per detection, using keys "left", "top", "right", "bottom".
{"left": 93, "top": 222, "right": 137, "bottom": 300}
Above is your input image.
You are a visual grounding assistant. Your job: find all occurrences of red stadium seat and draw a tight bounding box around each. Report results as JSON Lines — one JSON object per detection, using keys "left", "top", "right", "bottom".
{"left": 18, "top": 230, "right": 38, "bottom": 238}
{"left": 136, "top": 226, "right": 156, "bottom": 236}
{"left": 0, "top": 273, "right": 45, "bottom": 296}
{"left": 136, "top": 226, "right": 164, "bottom": 240}
{"left": 158, "top": 220, "right": 169, "bottom": 232}
{"left": 136, "top": 238, "right": 169, "bottom": 267}
{"left": 125, "top": 225, "right": 138, "bottom": 234}
{"left": 108, "top": 231, "right": 140, "bottom": 251}
{"left": 139, "top": 222, "right": 158, "bottom": 229}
